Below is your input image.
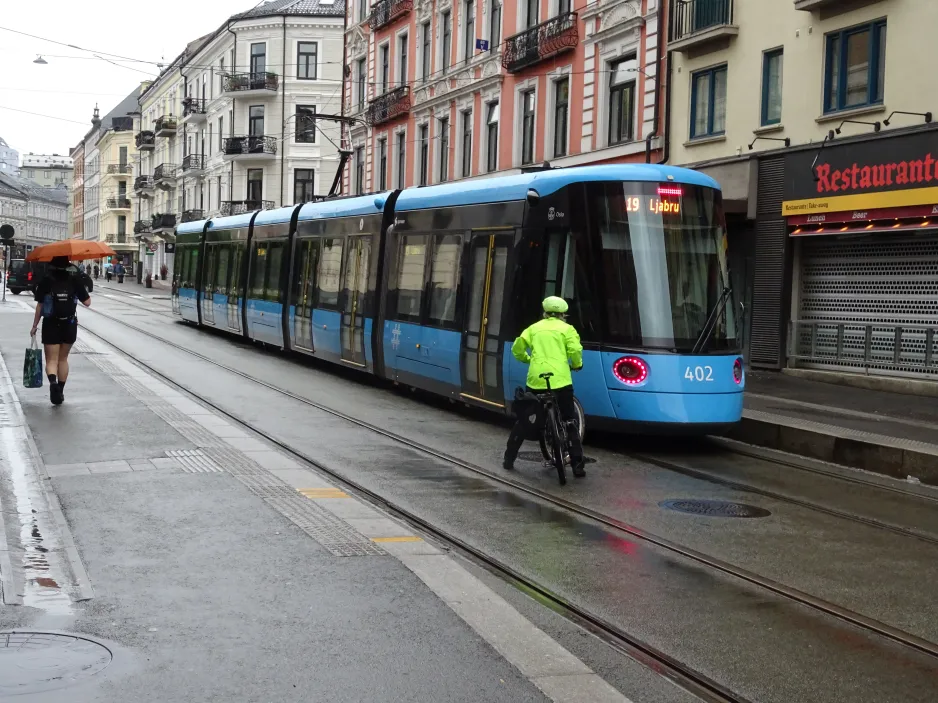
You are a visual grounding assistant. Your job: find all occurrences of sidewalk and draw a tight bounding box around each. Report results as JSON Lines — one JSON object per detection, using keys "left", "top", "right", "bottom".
{"left": 94, "top": 275, "right": 172, "bottom": 299}
{"left": 0, "top": 307, "right": 627, "bottom": 702}
{"left": 734, "top": 370, "right": 938, "bottom": 484}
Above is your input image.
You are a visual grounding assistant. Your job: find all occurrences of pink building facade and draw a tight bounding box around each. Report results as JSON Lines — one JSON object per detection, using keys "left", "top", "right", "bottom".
{"left": 342, "top": 0, "right": 665, "bottom": 194}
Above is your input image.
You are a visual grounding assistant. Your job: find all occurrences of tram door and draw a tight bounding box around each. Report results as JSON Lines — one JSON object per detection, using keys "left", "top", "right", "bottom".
{"left": 227, "top": 244, "right": 244, "bottom": 332}
{"left": 201, "top": 245, "right": 216, "bottom": 325}
{"left": 460, "top": 232, "right": 511, "bottom": 406}
{"left": 340, "top": 236, "right": 372, "bottom": 366}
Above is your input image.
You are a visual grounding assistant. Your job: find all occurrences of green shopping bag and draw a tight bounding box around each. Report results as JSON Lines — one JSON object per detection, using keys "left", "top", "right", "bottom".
{"left": 23, "top": 335, "right": 43, "bottom": 389}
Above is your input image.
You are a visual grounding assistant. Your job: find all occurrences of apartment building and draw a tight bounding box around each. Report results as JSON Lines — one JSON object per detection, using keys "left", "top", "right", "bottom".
{"left": 134, "top": 0, "right": 346, "bottom": 278}
{"left": 97, "top": 117, "right": 138, "bottom": 263}
{"left": 69, "top": 140, "right": 85, "bottom": 239}
{"left": 667, "top": 0, "right": 938, "bottom": 379}
{"left": 0, "top": 174, "right": 68, "bottom": 257}
{"left": 342, "top": 0, "right": 665, "bottom": 193}
{"left": 19, "top": 154, "right": 73, "bottom": 191}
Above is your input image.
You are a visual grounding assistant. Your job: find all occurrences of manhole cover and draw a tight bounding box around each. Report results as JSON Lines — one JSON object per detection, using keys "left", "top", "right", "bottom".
{"left": 516, "top": 451, "right": 596, "bottom": 464}
{"left": 0, "top": 632, "right": 113, "bottom": 696}
{"left": 659, "top": 499, "right": 770, "bottom": 518}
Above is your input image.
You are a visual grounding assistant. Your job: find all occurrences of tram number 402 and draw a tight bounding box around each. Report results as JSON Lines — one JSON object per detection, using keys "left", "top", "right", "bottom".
{"left": 684, "top": 366, "right": 714, "bottom": 382}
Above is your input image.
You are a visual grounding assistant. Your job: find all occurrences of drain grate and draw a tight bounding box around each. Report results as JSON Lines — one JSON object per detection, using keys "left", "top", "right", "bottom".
{"left": 659, "top": 499, "right": 771, "bottom": 518}
{"left": 0, "top": 632, "right": 112, "bottom": 696}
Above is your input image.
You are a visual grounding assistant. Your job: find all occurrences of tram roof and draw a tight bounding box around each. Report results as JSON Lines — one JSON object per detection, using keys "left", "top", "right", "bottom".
{"left": 394, "top": 164, "right": 721, "bottom": 211}
{"left": 176, "top": 220, "right": 210, "bottom": 234}
{"left": 204, "top": 213, "right": 255, "bottom": 231}
{"left": 297, "top": 192, "right": 390, "bottom": 222}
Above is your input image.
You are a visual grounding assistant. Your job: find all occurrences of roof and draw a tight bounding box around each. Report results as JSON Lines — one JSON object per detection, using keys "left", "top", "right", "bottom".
{"left": 0, "top": 174, "right": 27, "bottom": 200}
{"left": 297, "top": 193, "right": 389, "bottom": 222}
{"left": 254, "top": 205, "right": 299, "bottom": 226}
{"left": 0, "top": 174, "right": 67, "bottom": 204}
{"left": 176, "top": 220, "right": 211, "bottom": 235}
{"left": 394, "top": 164, "right": 722, "bottom": 212}
{"left": 234, "top": 0, "right": 345, "bottom": 19}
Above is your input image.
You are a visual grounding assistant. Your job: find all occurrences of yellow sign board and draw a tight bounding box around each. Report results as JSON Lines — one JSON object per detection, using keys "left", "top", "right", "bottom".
{"left": 782, "top": 185, "right": 938, "bottom": 217}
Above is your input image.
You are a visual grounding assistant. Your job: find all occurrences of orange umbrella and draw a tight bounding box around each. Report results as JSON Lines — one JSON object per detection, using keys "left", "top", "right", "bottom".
{"left": 26, "top": 240, "right": 116, "bottom": 263}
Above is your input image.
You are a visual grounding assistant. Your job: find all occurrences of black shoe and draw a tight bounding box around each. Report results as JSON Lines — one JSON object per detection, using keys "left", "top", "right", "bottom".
{"left": 572, "top": 463, "right": 586, "bottom": 478}
{"left": 503, "top": 456, "right": 514, "bottom": 471}
{"left": 51, "top": 383, "right": 64, "bottom": 406}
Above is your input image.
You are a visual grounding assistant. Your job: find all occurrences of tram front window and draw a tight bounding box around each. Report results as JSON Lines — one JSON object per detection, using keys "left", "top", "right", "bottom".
{"left": 589, "top": 181, "right": 738, "bottom": 352}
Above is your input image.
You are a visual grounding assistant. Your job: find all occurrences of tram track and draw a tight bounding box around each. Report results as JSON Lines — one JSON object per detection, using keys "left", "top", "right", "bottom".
{"left": 81, "top": 303, "right": 938, "bottom": 668}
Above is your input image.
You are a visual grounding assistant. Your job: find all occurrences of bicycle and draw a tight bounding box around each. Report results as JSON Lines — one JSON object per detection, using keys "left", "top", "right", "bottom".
{"left": 535, "top": 372, "right": 574, "bottom": 486}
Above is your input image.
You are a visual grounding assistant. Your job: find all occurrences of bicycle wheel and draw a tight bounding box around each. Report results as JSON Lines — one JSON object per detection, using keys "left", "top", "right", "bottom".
{"left": 549, "top": 411, "right": 567, "bottom": 485}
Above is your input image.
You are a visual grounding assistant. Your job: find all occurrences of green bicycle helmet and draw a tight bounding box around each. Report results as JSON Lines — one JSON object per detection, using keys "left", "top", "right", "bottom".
{"left": 542, "top": 296, "right": 569, "bottom": 314}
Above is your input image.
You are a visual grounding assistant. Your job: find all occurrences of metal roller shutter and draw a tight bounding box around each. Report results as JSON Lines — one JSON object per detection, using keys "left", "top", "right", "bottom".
{"left": 796, "top": 235, "right": 938, "bottom": 377}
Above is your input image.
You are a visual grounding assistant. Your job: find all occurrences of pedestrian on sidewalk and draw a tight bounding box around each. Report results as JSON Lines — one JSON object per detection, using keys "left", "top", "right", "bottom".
{"left": 29, "top": 255, "right": 91, "bottom": 405}
{"left": 93, "top": 264, "right": 99, "bottom": 280}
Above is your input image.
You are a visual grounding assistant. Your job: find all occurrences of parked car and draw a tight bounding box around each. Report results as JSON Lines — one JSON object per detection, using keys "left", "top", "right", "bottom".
{"left": 5, "top": 259, "right": 94, "bottom": 295}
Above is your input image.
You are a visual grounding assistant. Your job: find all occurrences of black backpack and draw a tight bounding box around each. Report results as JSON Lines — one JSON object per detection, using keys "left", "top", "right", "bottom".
{"left": 48, "top": 276, "right": 77, "bottom": 319}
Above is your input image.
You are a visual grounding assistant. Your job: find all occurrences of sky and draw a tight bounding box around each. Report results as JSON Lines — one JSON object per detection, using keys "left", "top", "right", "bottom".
{"left": 0, "top": 0, "right": 265, "bottom": 158}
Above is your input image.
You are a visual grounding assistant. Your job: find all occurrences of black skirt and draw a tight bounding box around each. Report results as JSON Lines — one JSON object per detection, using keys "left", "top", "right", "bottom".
{"left": 41, "top": 317, "right": 78, "bottom": 345}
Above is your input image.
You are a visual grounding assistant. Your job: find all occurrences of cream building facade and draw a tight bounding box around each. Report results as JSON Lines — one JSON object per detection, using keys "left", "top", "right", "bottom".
{"left": 666, "top": 0, "right": 938, "bottom": 379}
{"left": 20, "top": 154, "right": 73, "bottom": 191}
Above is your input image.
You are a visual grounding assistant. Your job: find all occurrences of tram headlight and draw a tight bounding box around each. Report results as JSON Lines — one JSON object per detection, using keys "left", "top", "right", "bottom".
{"left": 612, "top": 356, "right": 648, "bottom": 385}
{"left": 733, "top": 358, "right": 743, "bottom": 384}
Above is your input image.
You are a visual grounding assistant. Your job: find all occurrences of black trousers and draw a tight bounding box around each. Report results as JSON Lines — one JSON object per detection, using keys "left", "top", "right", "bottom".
{"left": 506, "top": 385, "right": 583, "bottom": 465}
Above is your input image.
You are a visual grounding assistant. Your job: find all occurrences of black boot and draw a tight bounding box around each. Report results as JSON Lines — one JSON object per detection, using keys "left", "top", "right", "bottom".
{"left": 51, "top": 383, "right": 64, "bottom": 406}
{"left": 572, "top": 460, "right": 586, "bottom": 478}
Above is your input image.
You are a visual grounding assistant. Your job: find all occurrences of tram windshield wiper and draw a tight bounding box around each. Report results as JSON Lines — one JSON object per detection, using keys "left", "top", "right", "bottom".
{"left": 691, "top": 287, "right": 732, "bottom": 355}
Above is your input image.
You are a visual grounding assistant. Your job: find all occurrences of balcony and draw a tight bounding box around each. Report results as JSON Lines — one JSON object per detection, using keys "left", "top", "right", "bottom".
{"left": 502, "top": 12, "right": 578, "bottom": 74}
{"left": 134, "top": 219, "right": 152, "bottom": 235}
{"left": 181, "top": 209, "right": 204, "bottom": 223}
{"left": 182, "top": 97, "right": 208, "bottom": 123}
{"left": 369, "top": 0, "right": 412, "bottom": 30}
{"left": 134, "top": 175, "right": 154, "bottom": 197}
{"left": 106, "top": 164, "right": 133, "bottom": 178}
{"left": 106, "top": 197, "right": 132, "bottom": 210}
{"left": 220, "top": 200, "right": 274, "bottom": 217}
{"left": 151, "top": 213, "right": 177, "bottom": 235}
{"left": 153, "top": 163, "right": 177, "bottom": 189}
{"left": 669, "top": 0, "right": 738, "bottom": 53}
{"left": 180, "top": 154, "right": 206, "bottom": 176}
{"left": 223, "top": 136, "right": 277, "bottom": 160}
{"left": 222, "top": 72, "right": 279, "bottom": 97}
{"left": 365, "top": 86, "right": 411, "bottom": 126}
{"left": 794, "top": 0, "right": 877, "bottom": 10}
{"left": 105, "top": 233, "right": 130, "bottom": 244}
{"left": 154, "top": 115, "right": 178, "bottom": 137}
{"left": 135, "top": 130, "right": 155, "bottom": 150}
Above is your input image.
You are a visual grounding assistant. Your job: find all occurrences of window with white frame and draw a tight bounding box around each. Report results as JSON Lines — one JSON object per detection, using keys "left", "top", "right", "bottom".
{"left": 438, "top": 116, "right": 450, "bottom": 183}
{"left": 296, "top": 105, "right": 317, "bottom": 143}
{"left": 398, "top": 33, "right": 409, "bottom": 87}
{"left": 396, "top": 130, "right": 407, "bottom": 187}
{"left": 380, "top": 43, "right": 390, "bottom": 95}
{"left": 553, "top": 78, "right": 569, "bottom": 158}
{"left": 419, "top": 124, "right": 429, "bottom": 186}
{"left": 355, "top": 146, "right": 365, "bottom": 195}
{"left": 357, "top": 58, "right": 367, "bottom": 110}
{"left": 608, "top": 59, "right": 636, "bottom": 145}
{"left": 525, "top": 0, "right": 538, "bottom": 28}
{"left": 421, "top": 21, "right": 432, "bottom": 80}
{"left": 441, "top": 11, "right": 452, "bottom": 74}
{"left": 485, "top": 101, "right": 499, "bottom": 172}
{"left": 463, "top": 0, "right": 475, "bottom": 62}
{"left": 520, "top": 89, "right": 536, "bottom": 165}
{"left": 460, "top": 109, "right": 472, "bottom": 178}
{"left": 377, "top": 137, "right": 388, "bottom": 190}
{"left": 489, "top": 1, "right": 501, "bottom": 51}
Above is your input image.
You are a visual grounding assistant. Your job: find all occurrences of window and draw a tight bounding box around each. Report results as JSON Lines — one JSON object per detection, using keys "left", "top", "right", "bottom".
{"left": 378, "top": 137, "right": 388, "bottom": 190}
{"left": 553, "top": 78, "right": 569, "bottom": 157}
{"left": 265, "top": 243, "right": 284, "bottom": 302}
{"left": 464, "top": 0, "right": 475, "bottom": 62}
{"left": 249, "top": 106, "right": 264, "bottom": 136}
{"left": 824, "top": 21, "right": 886, "bottom": 113}
{"left": 251, "top": 245, "right": 268, "bottom": 299}
{"left": 380, "top": 44, "right": 390, "bottom": 94}
{"left": 119, "top": 146, "right": 128, "bottom": 166}
{"left": 218, "top": 116, "right": 224, "bottom": 150}
{"left": 421, "top": 21, "right": 432, "bottom": 79}
{"left": 691, "top": 65, "right": 727, "bottom": 139}
{"left": 355, "top": 146, "right": 365, "bottom": 195}
{"left": 489, "top": 1, "right": 502, "bottom": 51}
{"left": 525, "top": 0, "right": 538, "bottom": 28}
{"left": 219, "top": 57, "right": 225, "bottom": 95}
{"left": 358, "top": 0, "right": 367, "bottom": 23}
{"left": 439, "top": 117, "right": 450, "bottom": 182}
{"left": 117, "top": 216, "right": 126, "bottom": 236}
{"left": 398, "top": 33, "right": 408, "bottom": 87}
{"left": 296, "top": 105, "right": 317, "bottom": 143}
{"left": 608, "top": 59, "right": 635, "bottom": 145}
{"left": 461, "top": 109, "right": 472, "bottom": 178}
{"left": 208, "top": 124, "right": 213, "bottom": 156}
{"left": 429, "top": 235, "right": 462, "bottom": 326}
{"left": 357, "top": 58, "right": 367, "bottom": 110}
{"left": 521, "top": 90, "right": 535, "bottom": 165}
{"left": 441, "top": 11, "right": 452, "bottom": 73}
{"left": 250, "top": 43, "right": 266, "bottom": 76}
{"left": 44, "top": 171, "right": 50, "bottom": 180}
{"left": 317, "top": 238, "right": 343, "bottom": 308}
{"left": 396, "top": 131, "right": 406, "bottom": 187}
{"left": 397, "top": 236, "right": 428, "bottom": 320}
{"left": 559, "top": 0, "right": 570, "bottom": 13}
{"left": 486, "top": 101, "right": 499, "bottom": 172}
{"left": 419, "top": 124, "right": 429, "bottom": 185}
{"left": 761, "top": 49, "right": 783, "bottom": 126}
{"left": 294, "top": 168, "right": 315, "bottom": 204}
{"left": 297, "top": 41, "right": 318, "bottom": 80}
{"left": 247, "top": 169, "right": 263, "bottom": 202}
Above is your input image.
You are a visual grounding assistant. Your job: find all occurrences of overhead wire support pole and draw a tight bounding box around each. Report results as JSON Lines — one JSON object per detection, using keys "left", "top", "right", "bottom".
{"left": 302, "top": 113, "right": 368, "bottom": 198}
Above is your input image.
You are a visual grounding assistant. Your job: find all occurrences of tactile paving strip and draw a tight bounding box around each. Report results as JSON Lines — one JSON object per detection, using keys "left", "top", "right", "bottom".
{"left": 165, "top": 449, "right": 224, "bottom": 473}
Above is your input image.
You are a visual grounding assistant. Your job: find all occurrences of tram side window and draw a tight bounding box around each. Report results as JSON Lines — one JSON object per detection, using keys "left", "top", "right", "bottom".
{"left": 215, "top": 245, "right": 231, "bottom": 298}
{"left": 316, "top": 238, "right": 343, "bottom": 308}
{"left": 396, "top": 235, "right": 428, "bottom": 321}
{"left": 188, "top": 248, "right": 200, "bottom": 289}
{"left": 265, "top": 242, "right": 284, "bottom": 303}
{"left": 251, "top": 245, "right": 268, "bottom": 300}
{"left": 176, "top": 246, "right": 188, "bottom": 286}
{"left": 203, "top": 246, "right": 217, "bottom": 294}
{"left": 428, "top": 234, "right": 462, "bottom": 327}
{"left": 229, "top": 244, "right": 244, "bottom": 300}
{"left": 292, "top": 240, "right": 320, "bottom": 309}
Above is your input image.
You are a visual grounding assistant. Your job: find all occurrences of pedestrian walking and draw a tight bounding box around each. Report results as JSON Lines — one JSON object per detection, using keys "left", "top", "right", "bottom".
{"left": 93, "top": 264, "right": 99, "bottom": 280}
{"left": 29, "top": 255, "right": 91, "bottom": 405}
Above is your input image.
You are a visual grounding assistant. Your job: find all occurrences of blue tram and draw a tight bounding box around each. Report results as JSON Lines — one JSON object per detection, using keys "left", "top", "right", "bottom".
{"left": 173, "top": 164, "right": 744, "bottom": 434}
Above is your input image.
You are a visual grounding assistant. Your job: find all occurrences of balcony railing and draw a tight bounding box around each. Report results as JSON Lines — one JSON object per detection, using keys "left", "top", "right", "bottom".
{"left": 105, "top": 233, "right": 129, "bottom": 244}
{"left": 669, "top": 0, "right": 736, "bottom": 48}
{"left": 135, "top": 131, "right": 155, "bottom": 150}
{"left": 181, "top": 209, "right": 204, "bottom": 223}
{"left": 182, "top": 97, "right": 207, "bottom": 119}
{"left": 106, "top": 197, "right": 131, "bottom": 209}
{"left": 181, "top": 154, "right": 206, "bottom": 173}
{"left": 223, "top": 136, "right": 277, "bottom": 156}
{"left": 223, "top": 72, "right": 279, "bottom": 93}
{"left": 153, "top": 163, "right": 177, "bottom": 182}
{"left": 365, "top": 86, "right": 411, "bottom": 126}
{"left": 220, "top": 200, "right": 274, "bottom": 217}
{"left": 369, "top": 0, "right": 413, "bottom": 30}
{"left": 151, "top": 213, "right": 177, "bottom": 231}
{"left": 134, "top": 175, "right": 153, "bottom": 191}
{"left": 154, "top": 115, "right": 178, "bottom": 136}
{"left": 134, "top": 220, "right": 152, "bottom": 235}
{"left": 107, "top": 164, "right": 133, "bottom": 175}
{"left": 502, "top": 12, "right": 578, "bottom": 73}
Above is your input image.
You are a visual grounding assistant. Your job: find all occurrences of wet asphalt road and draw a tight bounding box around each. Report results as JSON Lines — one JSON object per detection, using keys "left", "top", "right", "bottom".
{"left": 71, "top": 292, "right": 938, "bottom": 702}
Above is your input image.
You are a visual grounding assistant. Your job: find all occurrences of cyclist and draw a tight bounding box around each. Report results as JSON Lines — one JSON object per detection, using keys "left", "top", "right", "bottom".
{"left": 504, "top": 296, "right": 585, "bottom": 477}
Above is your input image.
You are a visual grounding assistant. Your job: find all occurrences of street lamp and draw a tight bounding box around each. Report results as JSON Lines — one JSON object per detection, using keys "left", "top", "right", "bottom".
{"left": 33, "top": 55, "right": 48, "bottom": 65}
